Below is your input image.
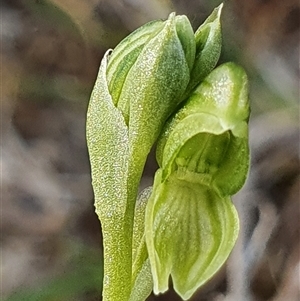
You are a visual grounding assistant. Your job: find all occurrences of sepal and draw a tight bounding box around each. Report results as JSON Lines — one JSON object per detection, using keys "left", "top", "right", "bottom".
{"left": 145, "top": 170, "right": 239, "bottom": 300}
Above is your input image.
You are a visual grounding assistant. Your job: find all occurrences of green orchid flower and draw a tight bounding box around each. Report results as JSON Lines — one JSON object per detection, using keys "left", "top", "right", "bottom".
{"left": 145, "top": 63, "right": 250, "bottom": 300}
{"left": 87, "top": 11, "right": 203, "bottom": 301}
{"left": 86, "top": 3, "right": 249, "bottom": 301}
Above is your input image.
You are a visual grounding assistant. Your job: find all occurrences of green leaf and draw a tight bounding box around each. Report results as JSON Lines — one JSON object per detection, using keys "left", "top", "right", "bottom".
{"left": 132, "top": 188, "right": 152, "bottom": 264}
{"left": 86, "top": 51, "right": 131, "bottom": 301}
{"left": 145, "top": 170, "right": 239, "bottom": 300}
{"left": 21, "top": 0, "right": 84, "bottom": 38}
{"left": 130, "top": 188, "right": 153, "bottom": 301}
{"left": 87, "top": 50, "right": 129, "bottom": 219}
{"left": 129, "top": 259, "right": 153, "bottom": 301}
{"left": 87, "top": 13, "right": 197, "bottom": 301}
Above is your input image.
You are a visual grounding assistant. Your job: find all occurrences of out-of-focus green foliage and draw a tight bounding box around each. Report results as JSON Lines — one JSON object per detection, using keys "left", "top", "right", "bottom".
{"left": 5, "top": 244, "right": 103, "bottom": 301}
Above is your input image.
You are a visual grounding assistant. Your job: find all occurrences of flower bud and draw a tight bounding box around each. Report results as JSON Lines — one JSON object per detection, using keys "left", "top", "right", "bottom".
{"left": 183, "top": 3, "right": 223, "bottom": 98}
{"left": 106, "top": 13, "right": 196, "bottom": 163}
{"left": 106, "top": 20, "right": 164, "bottom": 106}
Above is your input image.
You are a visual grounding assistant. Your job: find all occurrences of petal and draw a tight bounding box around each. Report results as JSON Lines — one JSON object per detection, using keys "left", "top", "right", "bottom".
{"left": 145, "top": 171, "right": 239, "bottom": 300}
{"left": 161, "top": 113, "right": 225, "bottom": 181}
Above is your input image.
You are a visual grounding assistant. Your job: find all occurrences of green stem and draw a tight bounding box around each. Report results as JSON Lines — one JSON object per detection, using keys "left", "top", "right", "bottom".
{"left": 100, "top": 217, "right": 132, "bottom": 301}
{"left": 100, "top": 156, "right": 146, "bottom": 301}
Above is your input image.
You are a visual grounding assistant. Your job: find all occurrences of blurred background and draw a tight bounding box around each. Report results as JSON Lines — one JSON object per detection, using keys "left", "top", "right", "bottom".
{"left": 1, "top": 0, "right": 299, "bottom": 300}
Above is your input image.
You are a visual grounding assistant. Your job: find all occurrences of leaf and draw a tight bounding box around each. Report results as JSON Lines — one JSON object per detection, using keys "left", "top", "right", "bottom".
{"left": 132, "top": 187, "right": 152, "bottom": 262}
{"left": 130, "top": 188, "right": 153, "bottom": 301}
{"left": 129, "top": 259, "right": 153, "bottom": 301}
{"left": 21, "top": 0, "right": 84, "bottom": 38}
{"left": 87, "top": 50, "right": 129, "bottom": 219}
{"left": 86, "top": 51, "right": 131, "bottom": 300}
{"left": 5, "top": 245, "right": 102, "bottom": 301}
{"left": 145, "top": 170, "right": 239, "bottom": 300}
